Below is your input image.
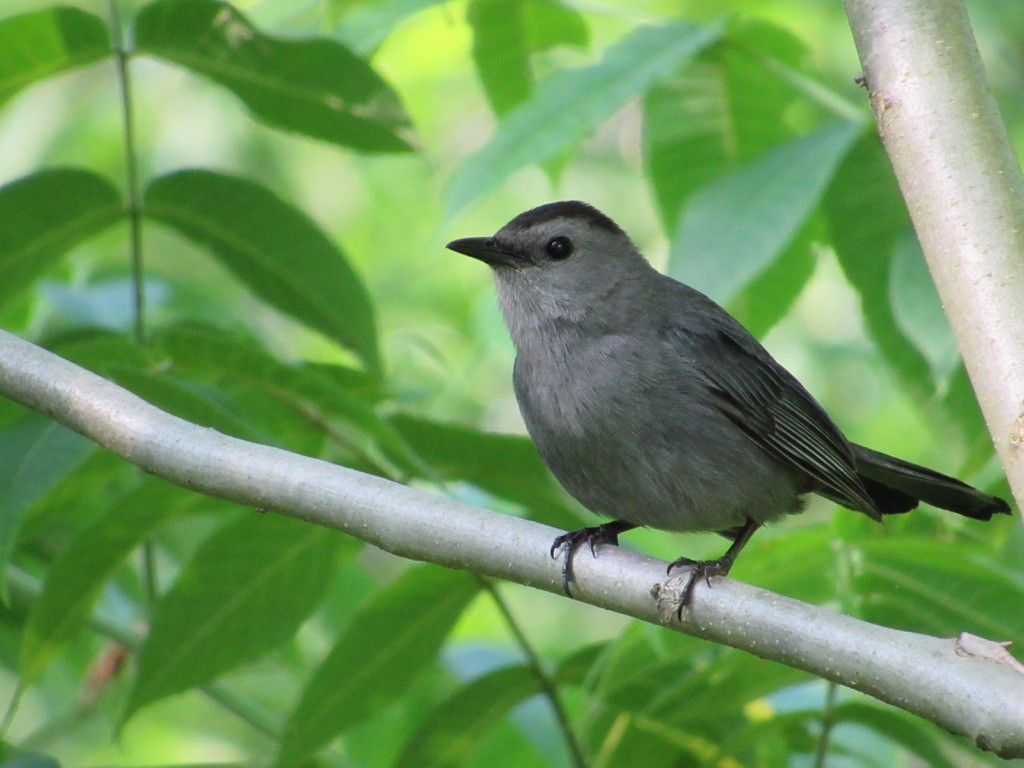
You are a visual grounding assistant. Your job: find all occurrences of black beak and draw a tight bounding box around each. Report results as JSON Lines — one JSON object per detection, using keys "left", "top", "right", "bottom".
{"left": 446, "top": 237, "right": 525, "bottom": 268}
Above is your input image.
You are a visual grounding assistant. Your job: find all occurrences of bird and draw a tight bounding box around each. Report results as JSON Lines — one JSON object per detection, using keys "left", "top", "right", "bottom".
{"left": 446, "top": 200, "right": 1011, "bottom": 612}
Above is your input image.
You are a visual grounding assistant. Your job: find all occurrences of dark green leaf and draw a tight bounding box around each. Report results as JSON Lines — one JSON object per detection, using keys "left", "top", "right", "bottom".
{"left": 134, "top": 0, "right": 413, "bottom": 152}
{"left": 669, "top": 120, "right": 861, "bottom": 305}
{"left": 823, "top": 135, "right": 934, "bottom": 398}
{"left": 393, "top": 665, "right": 540, "bottom": 768}
{"left": 0, "top": 170, "right": 122, "bottom": 310}
{"left": 20, "top": 478, "right": 199, "bottom": 679}
{"left": 0, "top": 7, "right": 110, "bottom": 109}
{"left": 468, "top": 0, "right": 532, "bottom": 116}
{"left": 0, "top": 414, "right": 95, "bottom": 600}
{"left": 276, "top": 566, "right": 480, "bottom": 767}
{"left": 446, "top": 20, "right": 720, "bottom": 215}
{"left": 389, "top": 414, "right": 583, "bottom": 530}
{"left": 124, "top": 514, "right": 347, "bottom": 720}
{"left": 0, "top": 751, "right": 62, "bottom": 768}
{"left": 144, "top": 170, "right": 380, "bottom": 375}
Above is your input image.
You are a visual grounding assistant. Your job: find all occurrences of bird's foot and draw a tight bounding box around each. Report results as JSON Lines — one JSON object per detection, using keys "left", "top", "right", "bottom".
{"left": 666, "top": 554, "right": 735, "bottom": 618}
{"left": 550, "top": 521, "right": 633, "bottom": 596}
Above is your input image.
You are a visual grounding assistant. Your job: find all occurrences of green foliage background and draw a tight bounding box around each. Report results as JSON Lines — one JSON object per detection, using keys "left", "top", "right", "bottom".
{"left": 0, "top": 0, "right": 1021, "bottom": 766}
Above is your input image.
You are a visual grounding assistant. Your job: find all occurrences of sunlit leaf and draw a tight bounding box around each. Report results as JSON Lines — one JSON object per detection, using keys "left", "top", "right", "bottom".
{"left": 124, "top": 514, "right": 347, "bottom": 720}
{"left": 332, "top": 0, "right": 447, "bottom": 55}
{"left": 0, "top": 7, "right": 110, "bottom": 109}
{"left": 276, "top": 566, "right": 480, "bottom": 767}
{"left": 0, "top": 170, "right": 122, "bottom": 310}
{"left": 144, "top": 170, "right": 381, "bottom": 375}
{"left": 0, "top": 414, "right": 95, "bottom": 601}
{"left": 134, "top": 0, "right": 413, "bottom": 152}
{"left": 446, "top": 20, "right": 719, "bottom": 215}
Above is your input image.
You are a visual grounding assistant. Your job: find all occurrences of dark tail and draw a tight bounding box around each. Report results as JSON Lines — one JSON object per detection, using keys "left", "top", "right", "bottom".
{"left": 851, "top": 444, "right": 1011, "bottom": 520}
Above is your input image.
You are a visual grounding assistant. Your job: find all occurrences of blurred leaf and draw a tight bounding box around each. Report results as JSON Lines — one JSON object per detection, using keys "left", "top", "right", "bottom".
{"left": 726, "top": 216, "right": 819, "bottom": 338}
{"left": 0, "top": 7, "right": 110, "bottom": 109}
{"left": 124, "top": 514, "right": 347, "bottom": 721}
{"left": 20, "top": 479, "right": 199, "bottom": 680}
{"left": 389, "top": 414, "right": 583, "bottom": 530}
{"left": 446, "top": 20, "right": 719, "bottom": 215}
{"left": 276, "top": 566, "right": 480, "bottom": 767}
{"left": 393, "top": 665, "right": 539, "bottom": 768}
{"left": 332, "top": 0, "right": 447, "bottom": 55}
{"left": 109, "top": 368, "right": 264, "bottom": 441}
{"left": 669, "top": 120, "right": 861, "bottom": 305}
{"left": 0, "top": 414, "right": 95, "bottom": 601}
{"left": 833, "top": 702, "right": 959, "bottom": 768}
{"left": 152, "top": 324, "right": 424, "bottom": 471}
{"left": 467, "top": 0, "right": 532, "bottom": 116}
{"left": 523, "top": 0, "right": 588, "bottom": 51}
{"left": 823, "top": 134, "right": 934, "bottom": 399}
{"left": 134, "top": 0, "right": 413, "bottom": 152}
{"left": 0, "top": 170, "right": 122, "bottom": 310}
{"left": 643, "top": 18, "right": 811, "bottom": 231}
{"left": 889, "top": 234, "right": 959, "bottom": 383}
{"left": 856, "top": 538, "right": 1024, "bottom": 641}
{"left": 144, "top": 170, "right": 380, "bottom": 375}
{"left": 0, "top": 751, "right": 62, "bottom": 768}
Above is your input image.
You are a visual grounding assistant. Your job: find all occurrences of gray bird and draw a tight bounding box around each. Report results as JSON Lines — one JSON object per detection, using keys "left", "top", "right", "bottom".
{"left": 447, "top": 200, "right": 1010, "bottom": 610}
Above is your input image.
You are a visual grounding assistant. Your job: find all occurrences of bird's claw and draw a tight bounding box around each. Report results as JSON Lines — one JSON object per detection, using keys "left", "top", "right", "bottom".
{"left": 550, "top": 524, "right": 626, "bottom": 597}
{"left": 666, "top": 555, "right": 734, "bottom": 619}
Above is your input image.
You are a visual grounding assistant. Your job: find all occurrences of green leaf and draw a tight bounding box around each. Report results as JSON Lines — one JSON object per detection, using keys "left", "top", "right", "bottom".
{"left": 134, "top": 0, "right": 413, "bottom": 152}
{"left": 833, "top": 702, "right": 959, "bottom": 768}
{"left": 276, "top": 566, "right": 480, "bottom": 767}
{"left": 388, "top": 414, "right": 583, "bottom": 530}
{"left": 856, "top": 538, "right": 1024, "bottom": 640}
{"left": 0, "top": 7, "right": 110, "bottom": 109}
{"left": 143, "top": 170, "right": 380, "bottom": 375}
{"left": 643, "top": 19, "right": 811, "bottom": 231}
{"left": 20, "top": 478, "right": 201, "bottom": 680}
{"left": 889, "top": 234, "right": 959, "bottom": 383}
{"left": 669, "top": 120, "right": 862, "bottom": 305}
{"left": 393, "top": 665, "right": 540, "bottom": 768}
{"left": 523, "top": 0, "right": 589, "bottom": 51}
{"left": 0, "top": 170, "right": 123, "bottom": 310}
{"left": 124, "top": 514, "right": 347, "bottom": 721}
{"left": 332, "top": 0, "right": 447, "bottom": 56}
{"left": 468, "top": 0, "right": 532, "bottom": 116}
{"left": 446, "top": 20, "right": 720, "bottom": 215}
{"left": 0, "top": 414, "right": 95, "bottom": 601}
{"left": 823, "top": 134, "right": 934, "bottom": 398}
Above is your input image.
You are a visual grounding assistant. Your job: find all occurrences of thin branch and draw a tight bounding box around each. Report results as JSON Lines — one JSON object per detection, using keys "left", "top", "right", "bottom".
{"left": 480, "top": 578, "right": 588, "bottom": 768}
{"left": 0, "top": 329, "right": 1022, "bottom": 757}
{"left": 844, "top": 0, "right": 1024, "bottom": 507}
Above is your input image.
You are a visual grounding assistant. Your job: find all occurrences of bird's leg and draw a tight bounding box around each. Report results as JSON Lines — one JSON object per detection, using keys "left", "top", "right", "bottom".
{"left": 550, "top": 520, "right": 636, "bottom": 596}
{"left": 666, "top": 518, "right": 760, "bottom": 617}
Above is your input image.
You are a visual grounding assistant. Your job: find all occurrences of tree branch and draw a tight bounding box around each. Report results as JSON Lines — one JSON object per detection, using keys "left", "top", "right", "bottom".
{"left": 0, "top": 329, "right": 1022, "bottom": 756}
{"left": 844, "top": 0, "right": 1024, "bottom": 506}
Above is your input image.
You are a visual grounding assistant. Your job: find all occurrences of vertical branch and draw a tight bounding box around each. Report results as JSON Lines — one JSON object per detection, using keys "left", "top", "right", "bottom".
{"left": 843, "top": 0, "right": 1024, "bottom": 507}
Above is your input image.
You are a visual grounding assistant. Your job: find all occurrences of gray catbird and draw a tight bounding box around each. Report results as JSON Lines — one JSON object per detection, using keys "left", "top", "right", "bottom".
{"left": 447, "top": 200, "right": 1010, "bottom": 610}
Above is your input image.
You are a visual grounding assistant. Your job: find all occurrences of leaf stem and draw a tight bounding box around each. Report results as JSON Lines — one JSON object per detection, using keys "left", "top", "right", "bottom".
{"left": 480, "top": 578, "right": 588, "bottom": 768}
{"left": 107, "top": 0, "right": 146, "bottom": 345}
{"left": 813, "top": 680, "right": 840, "bottom": 768}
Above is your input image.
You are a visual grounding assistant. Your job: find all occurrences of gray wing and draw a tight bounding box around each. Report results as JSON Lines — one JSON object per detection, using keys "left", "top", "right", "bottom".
{"left": 674, "top": 320, "right": 880, "bottom": 519}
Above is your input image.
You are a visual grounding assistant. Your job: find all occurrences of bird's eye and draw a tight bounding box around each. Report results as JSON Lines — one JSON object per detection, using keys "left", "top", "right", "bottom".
{"left": 545, "top": 236, "right": 573, "bottom": 260}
